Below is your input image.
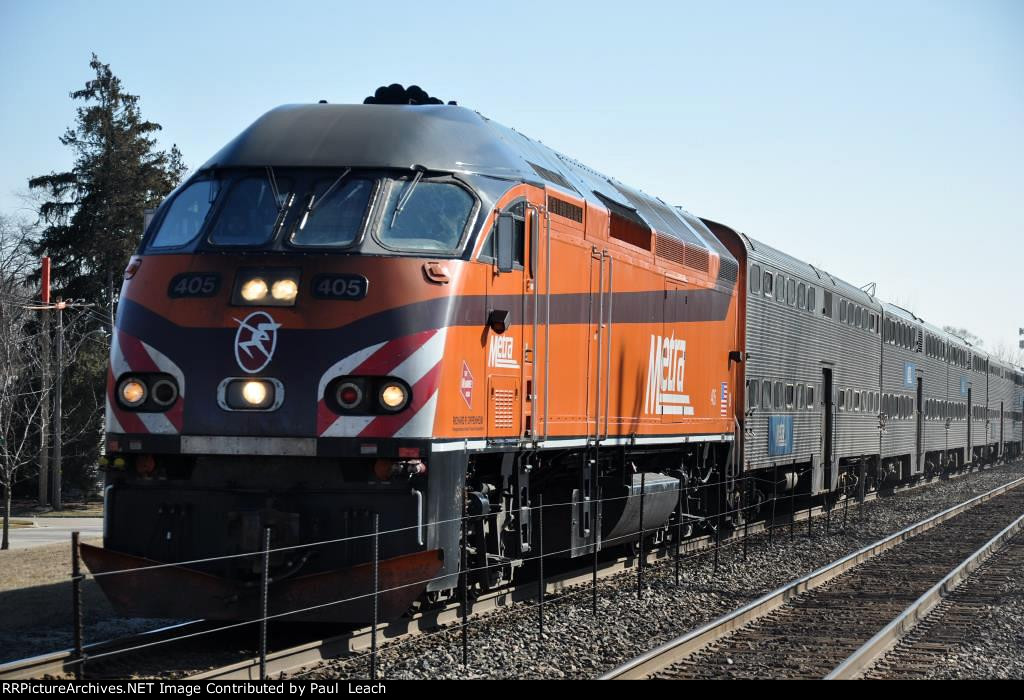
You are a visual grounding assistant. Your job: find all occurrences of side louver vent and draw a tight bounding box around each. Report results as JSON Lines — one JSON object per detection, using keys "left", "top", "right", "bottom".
{"left": 655, "top": 234, "right": 686, "bottom": 266}
{"left": 684, "top": 246, "right": 710, "bottom": 272}
{"left": 548, "top": 196, "right": 584, "bottom": 223}
{"left": 656, "top": 233, "right": 711, "bottom": 273}
{"left": 527, "top": 161, "right": 578, "bottom": 193}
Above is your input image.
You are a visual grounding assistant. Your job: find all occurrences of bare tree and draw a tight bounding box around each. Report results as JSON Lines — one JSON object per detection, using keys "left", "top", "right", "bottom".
{"left": 943, "top": 326, "right": 985, "bottom": 347}
{"left": 0, "top": 215, "right": 102, "bottom": 548}
{"left": 0, "top": 215, "right": 46, "bottom": 549}
{"left": 989, "top": 341, "right": 1024, "bottom": 368}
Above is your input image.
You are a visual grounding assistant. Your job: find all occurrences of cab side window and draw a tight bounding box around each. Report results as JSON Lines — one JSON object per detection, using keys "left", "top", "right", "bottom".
{"left": 478, "top": 200, "right": 526, "bottom": 266}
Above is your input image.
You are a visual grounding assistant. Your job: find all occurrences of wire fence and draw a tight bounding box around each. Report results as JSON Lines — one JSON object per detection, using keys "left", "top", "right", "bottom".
{"left": 60, "top": 465, "right": 889, "bottom": 680}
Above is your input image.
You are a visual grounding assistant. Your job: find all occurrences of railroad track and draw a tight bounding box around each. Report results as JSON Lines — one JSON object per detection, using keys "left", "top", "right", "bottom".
{"left": 860, "top": 532, "right": 1024, "bottom": 679}
{"left": 0, "top": 621, "right": 208, "bottom": 680}
{"left": 0, "top": 461, "right": 1014, "bottom": 681}
{"left": 601, "top": 475, "right": 1024, "bottom": 679}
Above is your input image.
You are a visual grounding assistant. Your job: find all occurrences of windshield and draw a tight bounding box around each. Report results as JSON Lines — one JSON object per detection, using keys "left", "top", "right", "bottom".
{"left": 208, "top": 176, "right": 292, "bottom": 246}
{"left": 291, "top": 177, "right": 374, "bottom": 247}
{"left": 377, "top": 179, "right": 475, "bottom": 253}
{"left": 148, "top": 179, "right": 217, "bottom": 249}
{"left": 143, "top": 169, "right": 477, "bottom": 256}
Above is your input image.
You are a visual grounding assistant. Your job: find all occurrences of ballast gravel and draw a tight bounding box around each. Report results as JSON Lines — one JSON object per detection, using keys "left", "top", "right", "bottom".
{"left": 300, "top": 461, "right": 1024, "bottom": 680}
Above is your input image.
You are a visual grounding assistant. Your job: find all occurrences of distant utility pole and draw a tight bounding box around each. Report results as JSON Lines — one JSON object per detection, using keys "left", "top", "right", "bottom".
{"left": 52, "top": 296, "right": 64, "bottom": 511}
{"left": 38, "top": 258, "right": 50, "bottom": 507}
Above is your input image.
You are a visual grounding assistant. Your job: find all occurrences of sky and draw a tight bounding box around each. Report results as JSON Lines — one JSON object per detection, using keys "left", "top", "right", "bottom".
{"left": 1, "top": 0, "right": 1022, "bottom": 354}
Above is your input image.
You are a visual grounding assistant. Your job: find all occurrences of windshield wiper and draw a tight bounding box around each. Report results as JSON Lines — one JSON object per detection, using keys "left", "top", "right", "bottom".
{"left": 265, "top": 166, "right": 295, "bottom": 237}
{"left": 390, "top": 168, "right": 425, "bottom": 227}
{"left": 298, "top": 168, "right": 351, "bottom": 230}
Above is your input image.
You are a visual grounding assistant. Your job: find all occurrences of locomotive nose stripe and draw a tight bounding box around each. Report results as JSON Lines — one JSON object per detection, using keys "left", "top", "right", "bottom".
{"left": 110, "top": 330, "right": 186, "bottom": 434}
{"left": 358, "top": 362, "right": 442, "bottom": 438}
{"left": 318, "top": 329, "right": 445, "bottom": 438}
{"left": 351, "top": 329, "right": 437, "bottom": 376}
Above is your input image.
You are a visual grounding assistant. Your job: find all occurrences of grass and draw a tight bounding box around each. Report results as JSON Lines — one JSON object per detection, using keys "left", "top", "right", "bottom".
{"left": 5, "top": 500, "right": 104, "bottom": 518}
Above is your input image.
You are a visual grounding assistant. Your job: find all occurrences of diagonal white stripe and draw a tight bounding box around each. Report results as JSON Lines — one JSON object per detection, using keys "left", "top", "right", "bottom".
{"left": 138, "top": 412, "right": 177, "bottom": 435}
{"left": 321, "top": 415, "right": 377, "bottom": 438}
{"left": 110, "top": 333, "right": 130, "bottom": 377}
{"left": 141, "top": 340, "right": 186, "bottom": 396}
{"left": 390, "top": 328, "right": 447, "bottom": 386}
{"left": 393, "top": 392, "right": 439, "bottom": 439}
{"left": 317, "top": 341, "right": 387, "bottom": 399}
{"left": 105, "top": 398, "right": 124, "bottom": 434}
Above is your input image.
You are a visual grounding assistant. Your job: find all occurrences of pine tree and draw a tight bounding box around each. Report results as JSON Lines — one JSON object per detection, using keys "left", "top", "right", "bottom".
{"left": 29, "top": 53, "right": 186, "bottom": 308}
{"left": 25, "top": 54, "right": 186, "bottom": 500}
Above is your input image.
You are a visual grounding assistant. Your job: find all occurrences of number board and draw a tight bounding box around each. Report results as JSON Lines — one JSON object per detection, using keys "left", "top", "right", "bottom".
{"left": 168, "top": 273, "right": 220, "bottom": 298}
{"left": 311, "top": 274, "right": 369, "bottom": 300}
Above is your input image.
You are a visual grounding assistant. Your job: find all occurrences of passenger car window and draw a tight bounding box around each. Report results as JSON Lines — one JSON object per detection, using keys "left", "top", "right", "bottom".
{"left": 775, "top": 274, "right": 784, "bottom": 302}
{"left": 807, "top": 385, "right": 815, "bottom": 408}
{"left": 786, "top": 279, "right": 796, "bottom": 306}
{"left": 840, "top": 299, "right": 847, "bottom": 323}
{"left": 150, "top": 180, "right": 216, "bottom": 248}
{"left": 378, "top": 179, "right": 475, "bottom": 252}
{"left": 797, "top": 283, "right": 806, "bottom": 309}
{"left": 763, "top": 270, "right": 773, "bottom": 297}
{"left": 761, "top": 380, "right": 772, "bottom": 410}
{"left": 807, "top": 287, "right": 816, "bottom": 314}
{"left": 774, "top": 381, "right": 783, "bottom": 409}
{"left": 750, "top": 264, "right": 762, "bottom": 294}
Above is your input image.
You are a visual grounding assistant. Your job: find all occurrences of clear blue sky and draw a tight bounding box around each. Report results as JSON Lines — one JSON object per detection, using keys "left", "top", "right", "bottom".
{"left": 2, "top": 0, "right": 1021, "bottom": 354}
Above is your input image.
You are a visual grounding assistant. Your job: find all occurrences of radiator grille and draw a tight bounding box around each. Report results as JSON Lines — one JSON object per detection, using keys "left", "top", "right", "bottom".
{"left": 655, "top": 233, "right": 686, "bottom": 266}
{"left": 492, "top": 389, "right": 516, "bottom": 430}
{"left": 718, "top": 258, "right": 738, "bottom": 284}
{"left": 684, "top": 246, "right": 710, "bottom": 272}
{"left": 656, "top": 233, "right": 711, "bottom": 273}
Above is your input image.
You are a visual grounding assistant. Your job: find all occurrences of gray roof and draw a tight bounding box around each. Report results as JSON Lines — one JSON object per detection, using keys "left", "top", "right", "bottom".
{"left": 744, "top": 234, "right": 881, "bottom": 309}
{"left": 201, "top": 103, "right": 733, "bottom": 263}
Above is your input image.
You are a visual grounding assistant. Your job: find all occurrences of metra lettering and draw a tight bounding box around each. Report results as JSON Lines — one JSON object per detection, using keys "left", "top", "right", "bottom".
{"left": 488, "top": 335, "right": 519, "bottom": 369}
{"left": 644, "top": 333, "right": 693, "bottom": 416}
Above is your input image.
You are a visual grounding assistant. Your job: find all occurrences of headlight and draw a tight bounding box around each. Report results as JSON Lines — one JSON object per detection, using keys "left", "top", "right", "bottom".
{"left": 242, "top": 380, "right": 268, "bottom": 406}
{"left": 379, "top": 382, "right": 409, "bottom": 412}
{"left": 219, "top": 378, "right": 281, "bottom": 411}
{"left": 233, "top": 269, "right": 300, "bottom": 306}
{"left": 241, "top": 278, "right": 269, "bottom": 302}
{"left": 271, "top": 278, "right": 298, "bottom": 302}
{"left": 119, "top": 378, "right": 147, "bottom": 407}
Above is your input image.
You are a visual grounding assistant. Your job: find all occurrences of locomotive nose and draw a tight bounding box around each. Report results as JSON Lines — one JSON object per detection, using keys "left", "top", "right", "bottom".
{"left": 112, "top": 254, "right": 457, "bottom": 442}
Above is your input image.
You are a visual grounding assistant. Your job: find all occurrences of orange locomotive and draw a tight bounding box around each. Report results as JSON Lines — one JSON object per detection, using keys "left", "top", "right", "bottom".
{"left": 85, "top": 90, "right": 742, "bottom": 622}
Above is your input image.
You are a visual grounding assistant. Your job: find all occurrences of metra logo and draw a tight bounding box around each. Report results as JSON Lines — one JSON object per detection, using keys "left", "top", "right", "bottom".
{"left": 233, "top": 311, "right": 281, "bottom": 374}
{"left": 644, "top": 333, "right": 693, "bottom": 416}
{"left": 488, "top": 335, "right": 519, "bottom": 369}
